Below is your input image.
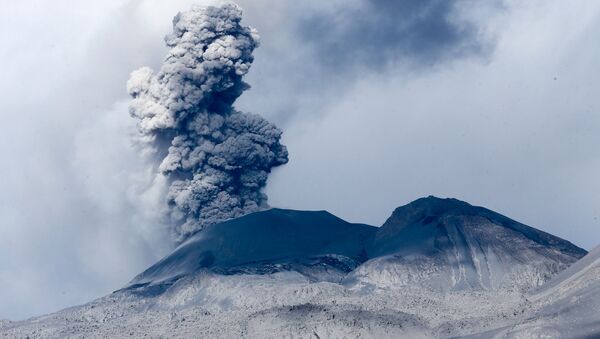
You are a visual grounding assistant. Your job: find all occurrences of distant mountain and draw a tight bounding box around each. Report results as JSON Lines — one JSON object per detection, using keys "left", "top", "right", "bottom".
{"left": 349, "top": 196, "right": 586, "bottom": 291}
{"left": 0, "top": 197, "right": 590, "bottom": 338}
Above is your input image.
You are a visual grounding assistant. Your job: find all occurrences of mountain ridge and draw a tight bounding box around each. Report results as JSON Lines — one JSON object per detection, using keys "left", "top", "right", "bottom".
{"left": 0, "top": 196, "right": 592, "bottom": 338}
{"left": 126, "top": 196, "right": 586, "bottom": 294}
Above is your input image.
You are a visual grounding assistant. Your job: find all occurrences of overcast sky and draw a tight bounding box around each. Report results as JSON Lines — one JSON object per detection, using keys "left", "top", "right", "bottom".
{"left": 1, "top": 0, "right": 599, "bottom": 320}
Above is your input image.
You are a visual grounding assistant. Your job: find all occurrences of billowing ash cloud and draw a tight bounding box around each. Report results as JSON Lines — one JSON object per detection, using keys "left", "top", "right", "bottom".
{"left": 127, "top": 4, "right": 288, "bottom": 242}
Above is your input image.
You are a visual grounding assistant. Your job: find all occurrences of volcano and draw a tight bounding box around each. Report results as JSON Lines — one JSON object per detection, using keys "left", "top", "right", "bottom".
{"left": 0, "top": 197, "right": 590, "bottom": 338}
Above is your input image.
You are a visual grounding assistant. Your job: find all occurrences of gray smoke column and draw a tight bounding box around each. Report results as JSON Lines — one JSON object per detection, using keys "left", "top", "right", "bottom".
{"left": 127, "top": 4, "right": 288, "bottom": 242}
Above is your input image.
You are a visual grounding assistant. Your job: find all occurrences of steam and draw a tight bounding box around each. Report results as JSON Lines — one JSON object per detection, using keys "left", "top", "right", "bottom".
{"left": 127, "top": 4, "right": 288, "bottom": 242}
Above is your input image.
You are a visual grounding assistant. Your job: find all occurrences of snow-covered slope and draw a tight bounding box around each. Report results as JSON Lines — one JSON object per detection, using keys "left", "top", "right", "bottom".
{"left": 348, "top": 196, "right": 586, "bottom": 292}
{"left": 0, "top": 197, "right": 590, "bottom": 338}
{"left": 467, "top": 245, "right": 600, "bottom": 338}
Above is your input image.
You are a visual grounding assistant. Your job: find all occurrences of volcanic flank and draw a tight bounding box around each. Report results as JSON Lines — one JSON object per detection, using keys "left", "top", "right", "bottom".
{"left": 124, "top": 196, "right": 586, "bottom": 294}
{"left": 1, "top": 196, "right": 589, "bottom": 338}
{"left": 352, "top": 196, "right": 586, "bottom": 291}
{"left": 468, "top": 245, "right": 600, "bottom": 338}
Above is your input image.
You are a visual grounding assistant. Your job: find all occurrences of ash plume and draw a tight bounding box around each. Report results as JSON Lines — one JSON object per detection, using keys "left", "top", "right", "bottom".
{"left": 127, "top": 4, "right": 288, "bottom": 242}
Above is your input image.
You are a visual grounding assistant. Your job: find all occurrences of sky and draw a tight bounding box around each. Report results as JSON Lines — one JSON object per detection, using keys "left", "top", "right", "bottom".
{"left": 0, "top": 0, "right": 599, "bottom": 320}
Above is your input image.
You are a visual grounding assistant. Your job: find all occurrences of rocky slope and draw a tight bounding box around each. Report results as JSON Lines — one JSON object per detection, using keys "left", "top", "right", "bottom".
{"left": 468, "top": 245, "right": 600, "bottom": 338}
{"left": 350, "top": 196, "right": 586, "bottom": 291}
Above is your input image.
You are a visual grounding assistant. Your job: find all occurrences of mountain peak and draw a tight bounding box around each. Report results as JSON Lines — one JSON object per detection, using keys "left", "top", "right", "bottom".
{"left": 394, "top": 195, "right": 474, "bottom": 216}
{"left": 379, "top": 196, "right": 483, "bottom": 236}
{"left": 362, "top": 196, "right": 586, "bottom": 291}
